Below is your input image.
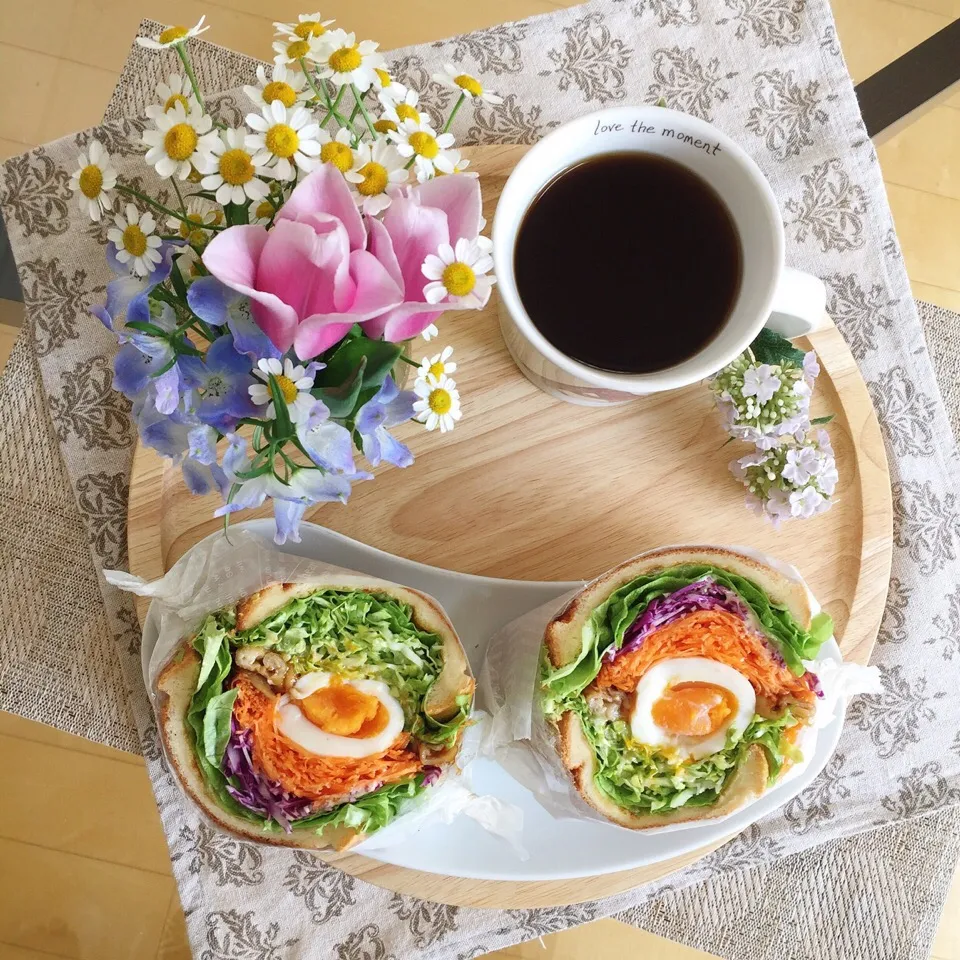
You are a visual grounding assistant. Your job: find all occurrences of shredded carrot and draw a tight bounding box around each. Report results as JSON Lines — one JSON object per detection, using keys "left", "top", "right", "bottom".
{"left": 232, "top": 674, "right": 422, "bottom": 801}
{"left": 594, "top": 610, "right": 814, "bottom": 707}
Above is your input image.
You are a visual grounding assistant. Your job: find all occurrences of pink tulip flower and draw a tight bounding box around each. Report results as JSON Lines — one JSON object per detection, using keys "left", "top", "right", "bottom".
{"left": 202, "top": 166, "right": 486, "bottom": 359}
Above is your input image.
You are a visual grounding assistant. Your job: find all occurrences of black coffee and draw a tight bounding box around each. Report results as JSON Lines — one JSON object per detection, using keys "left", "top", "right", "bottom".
{"left": 514, "top": 153, "right": 743, "bottom": 374}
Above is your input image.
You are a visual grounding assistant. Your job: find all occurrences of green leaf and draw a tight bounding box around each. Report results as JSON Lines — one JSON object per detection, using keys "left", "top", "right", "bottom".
{"left": 313, "top": 356, "right": 366, "bottom": 418}
{"left": 169, "top": 257, "right": 189, "bottom": 302}
{"left": 202, "top": 689, "right": 239, "bottom": 768}
{"left": 124, "top": 320, "right": 171, "bottom": 338}
{"left": 655, "top": 97, "right": 667, "bottom": 107}
{"left": 226, "top": 201, "right": 249, "bottom": 226}
{"left": 318, "top": 337, "right": 402, "bottom": 391}
{"left": 267, "top": 374, "right": 294, "bottom": 438}
{"left": 811, "top": 414, "right": 835, "bottom": 425}
{"left": 749, "top": 328, "right": 806, "bottom": 366}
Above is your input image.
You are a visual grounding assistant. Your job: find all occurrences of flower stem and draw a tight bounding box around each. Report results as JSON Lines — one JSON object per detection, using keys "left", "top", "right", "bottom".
{"left": 442, "top": 93, "right": 466, "bottom": 134}
{"left": 176, "top": 45, "right": 206, "bottom": 113}
{"left": 302, "top": 61, "right": 351, "bottom": 130}
{"left": 115, "top": 183, "right": 225, "bottom": 230}
{"left": 351, "top": 84, "right": 377, "bottom": 138}
{"left": 170, "top": 176, "right": 187, "bottom": 215}
{"left": 397, "top": 353, "right": 420, "bottom": 367}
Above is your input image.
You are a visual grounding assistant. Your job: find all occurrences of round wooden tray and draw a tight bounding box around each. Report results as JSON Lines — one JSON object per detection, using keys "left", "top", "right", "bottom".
{"left": 127, "top": 144, "right": 892, "bottom": 908}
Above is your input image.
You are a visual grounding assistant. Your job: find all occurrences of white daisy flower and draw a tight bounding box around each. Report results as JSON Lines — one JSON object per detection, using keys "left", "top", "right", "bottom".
{"left": 372, "top": 68, "right": 405, "bottom": 100}
{"left": 245, "top": 101, "right": 322, "bottom": 181}
{"left": 145, "top": 74, "right": 200, "bottom": 121}
{"left": 421, "top": 324, "right": 439, "bottom": 342}
{"left": 68, "top": 139, "right": 116, "bottom": 221}
{"left": 312, "top": 30, "right": 384, "bottom": 92}
{"left": 389, "top": 118, "right": 456, "bottom": 180}
{"left": 272, "top": 35, "right": 324, "bottom": 66}
{"left": 242, "top": 63, "right": 309, "bottom": 111}
{"left": 250, "top": 198, "right": 278, "bottom": 225}
{"left": 343, "top": 139, "right": 408, "bottom": 215}
{"left": 317, "top": 127, "right": 356, "bottom": 174}
{"left": 142, "top": 101, "right": 218, "bottom": 180}
{"left": 432, "top": 63, "right": 503, "bottom": 104}
{"left": 164, "top": 196, "right": 223, "bottom": 246}
{"left": 421, "top": 237, "right": 496, "bottom": 309}
{"left": 413, "top": 372, "right": 462, "bottom": 433}
{"left": 107, "top": 203, "right": 163, "bottom": 277}
{"left": 249, "top": 358, "right": 317, "bottom": 423}
{"left": 379, "top": 88, "right": 423, "bottom": 127}
{"left": 417, "top": 346, "right": 457, "bottom": 383}
{"left": 137, "top": 17, "right": 209, "bottom": 50}
{"left": 273, "top": 12, "right": 335, "bottom": 40}
{"left": 442, "top": 148, "right": 476, "bottom": 177}
{"left": 196, "top": 128, "right": 272, "bottom": 206}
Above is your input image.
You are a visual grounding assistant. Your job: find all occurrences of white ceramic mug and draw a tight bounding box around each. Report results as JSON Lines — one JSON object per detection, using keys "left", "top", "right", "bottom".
{"left": 492, "top": 106, "right": 826, "bottom": 405}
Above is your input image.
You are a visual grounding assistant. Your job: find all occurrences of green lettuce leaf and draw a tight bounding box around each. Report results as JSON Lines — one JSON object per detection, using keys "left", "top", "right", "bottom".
{"left": 290, "top": 777, "right": 424, "bottom": 834}
{"left": 202, "top": 689, "right": 239, "bottom": 769}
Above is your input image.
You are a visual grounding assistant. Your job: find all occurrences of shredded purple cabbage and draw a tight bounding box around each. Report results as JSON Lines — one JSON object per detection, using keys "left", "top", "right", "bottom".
{"left": 805, "top": 671, "right": 824, "bottom": 698}
{"left": 223, "top": 721, "right": 314, "bottom": 832}
{"left": 607, "top": 578, "right": 752, "bottom": 663}
{"left": 422, "top": 765, "right": 442, "bottom": 787}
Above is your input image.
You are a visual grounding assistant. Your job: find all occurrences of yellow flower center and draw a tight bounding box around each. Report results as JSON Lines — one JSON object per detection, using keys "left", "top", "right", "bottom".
{"left": 442, "top": 262, "right": 476, "bottom": 296}
{"left": 320, "top": 141, "right": 354, "bottom": 172}
{"left": 164, "top": 93, "right": 191, "bottom": 113}
{"left": 219, "top": 148, "right": 255, "bottom": 184}
{"left": 164, "top": 123, "right": 198, "bottom": 161}
{"left": 275, "top": 374, "right": 299, "bottom": 404}
{"left": 78, "top": 164, "right": 103, "bottom": 199}
{"left": 254, "top": 200, "right": 275, "bottom": 220}
{"left": 395, "top": 103, "right": 419, "bottom": 123}
{"left": 454, "top": 74, "right": 483, "bottom": 97}
{"left": 286, "top": 39, "right": 311, "bottom": 59}
{"left": 356, "top": 161, "right": 388, "bottom": 196}
{"left": 428, "top": 361, "right": 445, "bottom": 379}
{"left": 158, "top": 25, "right": 189, "bottom": 44}
{"left": 428, "top": 388, "right": 453, "bottom": 415}
{"left": 374, "top": 119, "right": 397, "bottom": 134}
{"left": 265, "top": 123, "right": 299, "bottom": 158}
{"left": 408, "top": 131, "right": 439, "bottom": 159}
{"left": 262, "top": 80, "right": 297, "bottom": 108}
{"left": 178, "top": 221, "right": 207, "bottom": 246}
{"left": 375, "top": 68, "right": 392, "bottom": 88}
{"left": 122, "top": 224, "right": 148, "bottom": 257}
{"left": 328, "top": 46, "right": 362, "bottom": 74}
{"left": 294, "top": 20, "right": 326, "bottom": 38}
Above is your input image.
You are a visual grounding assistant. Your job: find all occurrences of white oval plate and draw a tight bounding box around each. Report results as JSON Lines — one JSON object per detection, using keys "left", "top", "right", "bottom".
{"left": 141, "top": 519, "right": 842, "bottom": 882}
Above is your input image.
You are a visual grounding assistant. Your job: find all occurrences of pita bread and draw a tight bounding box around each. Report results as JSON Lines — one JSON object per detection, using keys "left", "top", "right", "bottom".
{"left": 545, "top": 546, "right": 809, "bottom": 829}
{"left": 155, "top": 579, "right": 473, "bottom": 850}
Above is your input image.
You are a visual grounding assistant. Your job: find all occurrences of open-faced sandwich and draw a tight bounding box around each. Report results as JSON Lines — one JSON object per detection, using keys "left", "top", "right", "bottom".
{"left": 540, "top": 547, "right": 833, "bottom": 828}
{"left": 156, "top": 578, "right": 474, "bottom": 850}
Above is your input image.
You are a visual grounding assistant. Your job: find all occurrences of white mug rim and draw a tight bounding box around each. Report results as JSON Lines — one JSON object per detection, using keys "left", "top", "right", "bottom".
{"left": 492, "top": 106, "right": 785, "bottom": 393}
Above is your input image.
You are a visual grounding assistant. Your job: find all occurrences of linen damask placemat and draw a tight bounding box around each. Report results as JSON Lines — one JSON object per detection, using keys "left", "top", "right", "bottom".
{"left": 3, "top": 1, "right": 960, "bottom": 957}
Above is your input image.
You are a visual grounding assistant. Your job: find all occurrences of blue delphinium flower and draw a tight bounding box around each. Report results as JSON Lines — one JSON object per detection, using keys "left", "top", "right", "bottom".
{"left": 296, "top": 399, "right": 357, "bottom": 475}
{"left": 186, "top": 275, "right": 280, "bottom": 361}
{"left": 93, "top": 242, "right": 178, "bottom": 332}
{"left": 178, "top": 334, "right": 258, "bottom": 430}
{"left": 112, "top": 300, "right": 182, "bottom": 413}
{"left": 354, "top": 377, "right": 415, "bottom": 468}
{"left": 216, "top": 434, "right": 352, "bottom": 544}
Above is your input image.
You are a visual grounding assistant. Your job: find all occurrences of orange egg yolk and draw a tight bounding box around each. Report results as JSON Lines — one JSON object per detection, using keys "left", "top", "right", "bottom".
{"left": 650, "top": 682, "right": 736, "bottom": 738}
{"left": 300, "top": 679, "right": 390, "bottom": 738}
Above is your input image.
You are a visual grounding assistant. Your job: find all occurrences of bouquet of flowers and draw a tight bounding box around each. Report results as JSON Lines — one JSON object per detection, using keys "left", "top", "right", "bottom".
{"left": 709, "top": 331, "right": 838, "bottom": 524}
{"left": 69, "top": 13, "right": 500, "bottom": 543}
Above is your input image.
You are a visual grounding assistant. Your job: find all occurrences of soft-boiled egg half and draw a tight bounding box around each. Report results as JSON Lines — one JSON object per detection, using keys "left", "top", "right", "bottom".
{"left": 630, "top": 657, "right": 756, "bottom": 760}
{"left": 275, "top": 671, "right": 404, "bottom": 758}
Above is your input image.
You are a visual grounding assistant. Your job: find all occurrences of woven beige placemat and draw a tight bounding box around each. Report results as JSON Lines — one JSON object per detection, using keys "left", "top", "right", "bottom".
{"left": 3, "top": 3, "right": 960, "bottom": 957}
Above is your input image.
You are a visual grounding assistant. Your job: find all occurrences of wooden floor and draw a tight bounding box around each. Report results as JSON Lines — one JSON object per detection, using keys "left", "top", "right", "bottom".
{"left": 0, "top": 0, "right": 959, "bottom": 957}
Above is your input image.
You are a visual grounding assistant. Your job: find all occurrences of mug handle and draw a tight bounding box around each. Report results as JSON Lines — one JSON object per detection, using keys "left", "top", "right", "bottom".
{"left": 765, "top": 268, "right": 827, "bottom": 338}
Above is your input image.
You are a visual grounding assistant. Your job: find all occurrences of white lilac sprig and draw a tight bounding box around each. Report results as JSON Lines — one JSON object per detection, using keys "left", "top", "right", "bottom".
{"left": 730, "top": 429, "right": 838, "bottom": 525}
{"left": 709, "top": 348, "right": 815, "bottom": 449}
